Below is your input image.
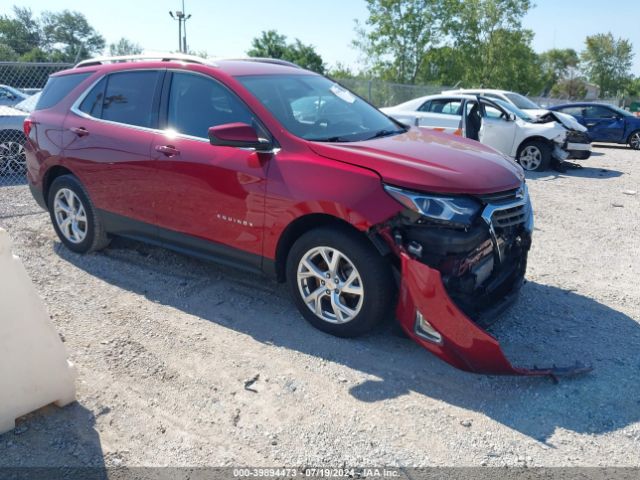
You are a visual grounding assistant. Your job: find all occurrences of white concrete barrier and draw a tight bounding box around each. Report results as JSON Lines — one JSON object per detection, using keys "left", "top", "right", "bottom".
{"left": 0, "top": 227, "right": 76, "bottom": 434}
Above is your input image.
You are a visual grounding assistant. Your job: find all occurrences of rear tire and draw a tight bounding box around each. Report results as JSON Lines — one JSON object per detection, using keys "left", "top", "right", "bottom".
{"left": 517, "top": 139, "right": 551, "bottom": 171}
{"left": 286, "top": 226, "right": 394, "bottom": 338}
{"left": 628, "top": 130, "right": 640, "bottom": 150}
{"left": 47, "top": 175, "right": 110, "bottom": 254}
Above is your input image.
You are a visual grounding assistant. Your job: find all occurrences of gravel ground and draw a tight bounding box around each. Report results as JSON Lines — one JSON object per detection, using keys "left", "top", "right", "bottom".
{"left": 0, "top": 145, "right": 639, "bottom": 468}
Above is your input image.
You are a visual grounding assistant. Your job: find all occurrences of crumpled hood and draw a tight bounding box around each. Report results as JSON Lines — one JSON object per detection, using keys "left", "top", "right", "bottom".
{"left": 527, "top": 109, "right": 587, "bottom": 132}
{"left": 307, "top": 128, "right": 524, "bottom": 194}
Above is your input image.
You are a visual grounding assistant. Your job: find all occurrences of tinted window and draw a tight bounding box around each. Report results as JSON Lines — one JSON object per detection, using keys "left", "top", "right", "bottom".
{"left": 424, "top": 99, "right": 462, "bottom": 115}
{"left": 101, "top": 71, "right": 162, "bottom": 128}
{"left": 79, "top": 77, "right": 107, "bottom": 118}
{"left": 35, "top": 72, "right": 92, "bottom": 110}
{"left": 558, "top": 106, "right": 584, "bottom": 117}
{"left": 584, "top": 105, "right": 617, "bottom": 118}
{"left": 167, "top": 72, "right": 256, "bottom": 138}
{"left": 504, "top": 92, "right": 539, "bottom": 110}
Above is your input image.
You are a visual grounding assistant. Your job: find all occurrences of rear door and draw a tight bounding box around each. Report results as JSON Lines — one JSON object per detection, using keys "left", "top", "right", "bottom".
{"left": 415, "top": 97, "right": 464, "bottom": 135}
{"left": 149, "top": 70, "right": 270, "bottom": 261}
{"left": 581, "top": 105, "right": 625, "bottom": 142}
{"left": 478, "top": 98, "right": 517, "bottom": 155}
{"left": 62, "top": 69, "right": 164, "bottom": 226}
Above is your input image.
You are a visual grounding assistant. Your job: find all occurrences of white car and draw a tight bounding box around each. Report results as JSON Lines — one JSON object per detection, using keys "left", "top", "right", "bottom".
{"left": 441, "top": 88, "right": 548, "bottom": 118}
{"left": 382, "top": 94, "right": 592, "bottom": 171}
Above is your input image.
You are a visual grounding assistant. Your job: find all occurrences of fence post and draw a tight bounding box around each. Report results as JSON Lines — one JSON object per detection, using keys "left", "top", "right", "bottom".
{"left": 368, "top": 80, "right": 372, "bottom": 103}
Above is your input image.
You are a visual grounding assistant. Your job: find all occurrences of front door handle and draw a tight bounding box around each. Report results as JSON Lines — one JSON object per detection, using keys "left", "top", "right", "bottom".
{"left": 70, "top": 127, "right": 89, "bottom": 137}
{"left": 155, "top": 145, "right": 180, "bottom": 157}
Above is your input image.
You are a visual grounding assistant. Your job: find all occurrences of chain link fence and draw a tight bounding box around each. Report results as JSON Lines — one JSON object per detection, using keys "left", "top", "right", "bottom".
{"left": 335, "top": 78, "right": 449, "bottom": 108}
{"left": 0, "top": 62, "right": 71, "bottom": 188}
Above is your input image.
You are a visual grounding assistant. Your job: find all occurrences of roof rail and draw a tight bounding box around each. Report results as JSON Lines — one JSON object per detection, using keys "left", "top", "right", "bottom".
{"left": 215, "top": 57, "right": 302, "bottom": 69}
{"left": 74, "top": 53, "right": 211, "bottom": 68}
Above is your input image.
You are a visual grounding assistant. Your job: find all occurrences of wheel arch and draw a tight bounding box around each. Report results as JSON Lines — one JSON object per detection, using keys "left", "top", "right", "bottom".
{"left": 272, "top": 213, "right": 389, "bottom": 283}
{"left": 515, "top": 136, "right": 554, "bottom": 157}
{"left": 42, "top": 165, "right": 76, "bottom": 207}
{"left": 627, "top": 128, "right": 640, "bottom": 146}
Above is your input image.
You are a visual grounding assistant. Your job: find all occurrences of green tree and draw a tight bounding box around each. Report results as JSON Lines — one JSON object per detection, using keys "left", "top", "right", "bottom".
{"left": 444, "top": 0, "right": 540, "bottom": 90}
{"left": 109, "top": 37, "right": 142, "bottom": 56}
{"left": 41, "top": 10, "right": 105, "bottom": 63}
{"left": 581, "top": 32, "right": 634, "bottom": 97}
{"left": 354, "top": 0, "right": 443, "bottom": 84}
{"left": 247, "top": 30, "right": 325, "bottom": 73}
{"left": 539, "top": 48, "right": 580, "bottom": 94}
{"left": 0, "top": 7, "right": 41, "bottom": 57}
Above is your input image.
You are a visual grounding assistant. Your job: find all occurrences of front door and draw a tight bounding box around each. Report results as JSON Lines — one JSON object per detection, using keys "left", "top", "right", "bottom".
{"left": 582, "top": 105, "right": 625, "bottom": 142}
{"left": 150, "top": 70, "right": 270, "bottom": 261}
{"left": 477, "top": 98, "right": 517, "bottom": 155}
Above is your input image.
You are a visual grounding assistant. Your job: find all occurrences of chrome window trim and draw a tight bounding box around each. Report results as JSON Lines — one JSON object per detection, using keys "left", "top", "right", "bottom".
{"left": 68, "top": 66, "right": 277, "bottom": 149}
{"left": 69, "top": 68, "right": 164, "bottom": 135}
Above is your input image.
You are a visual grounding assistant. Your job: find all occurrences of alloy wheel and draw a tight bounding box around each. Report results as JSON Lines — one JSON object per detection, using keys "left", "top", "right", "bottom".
{"left": 53, "top": 188, "right": 88, "bottom": 244}
{"left": 0, "top": 141, "right": 26, "bottom": 175}
{"left": 296, "top": 246, "right": 364, "bottom": 324}
{"left": 519, "top": 145, "right": 543, "bottom": 171}
{"left": 630, "top": 132, "right": 640, "bottom": 150}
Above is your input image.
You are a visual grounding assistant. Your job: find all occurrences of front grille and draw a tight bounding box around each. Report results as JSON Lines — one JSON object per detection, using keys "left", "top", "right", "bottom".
{"left": 478, "top": 185, "right": 530, "bottom": 230}
{"left": 476, "top": 188, "right": 520, "bottom": 203}
{"left": 492, "top": 205, "right": 527, "bottom": 228}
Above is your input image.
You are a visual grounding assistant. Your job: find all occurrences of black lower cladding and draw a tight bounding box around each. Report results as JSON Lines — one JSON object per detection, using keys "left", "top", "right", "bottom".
{"left": 397, "top": 215, "right": 531, "bottom": 328}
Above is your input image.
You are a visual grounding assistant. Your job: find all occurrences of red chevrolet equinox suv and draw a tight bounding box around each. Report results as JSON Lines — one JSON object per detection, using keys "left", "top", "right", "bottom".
{"left": 25, "top": 54, "right": 577, "bottom": 377}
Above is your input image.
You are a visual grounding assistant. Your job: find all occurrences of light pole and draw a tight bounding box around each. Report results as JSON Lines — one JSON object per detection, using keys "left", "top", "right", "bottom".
{"left": 169, "top": 1, "right": 192, "bottom": 53}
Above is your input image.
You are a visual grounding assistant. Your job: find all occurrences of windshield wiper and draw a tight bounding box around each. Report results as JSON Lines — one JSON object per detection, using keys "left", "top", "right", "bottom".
{"left": 308, "top": 136, "right": 353, "bottom": 143}
{"left": 364, "top": 128, "right": 405, "bottom": 141}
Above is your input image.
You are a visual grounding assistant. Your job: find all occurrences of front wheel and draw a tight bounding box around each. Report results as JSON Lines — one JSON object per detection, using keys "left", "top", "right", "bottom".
{"left": 628, "top": 130, "right": 640, "bottom": 150}
{"left": 517, "top": 140, "right": 552, "bottom": 171}
{"left": 286, "top": 226, "right": 395, "bottom": 338}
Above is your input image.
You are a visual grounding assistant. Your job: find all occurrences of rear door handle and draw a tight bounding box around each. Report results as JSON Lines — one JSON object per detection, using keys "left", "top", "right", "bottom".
{"left": 70, "top": 127, "right": 89, "bottom": 137}
{"left": 155, "top": 145, "right": 180, "bottom": 157}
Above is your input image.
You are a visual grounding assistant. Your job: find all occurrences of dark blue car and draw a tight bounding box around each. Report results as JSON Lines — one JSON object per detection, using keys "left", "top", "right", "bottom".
{"left": 549, "top": 103, "right": 640, "bottom": 150}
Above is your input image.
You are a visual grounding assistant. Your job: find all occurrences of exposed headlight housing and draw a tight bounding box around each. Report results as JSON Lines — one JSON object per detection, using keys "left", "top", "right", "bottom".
{"left": 384, "top": 185, "right": 481, "bottom": 227}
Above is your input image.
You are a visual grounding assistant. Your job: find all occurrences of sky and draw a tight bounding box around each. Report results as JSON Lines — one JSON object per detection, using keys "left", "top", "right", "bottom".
{"left": 6, "top": 0, "right": 640, "bottom": 75}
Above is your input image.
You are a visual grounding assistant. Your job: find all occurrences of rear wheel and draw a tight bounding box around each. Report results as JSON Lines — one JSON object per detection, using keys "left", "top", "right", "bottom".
{"left": 47, "top": 175, "right": 110, "bottom": 254}
{"left": 517, "top": 139, "right": 551, "bottom": 171}
{"left": 286, "top": 226, "right": 394, "bottom": 338}
{"left": 628, "top": 130, "right": 640, "bottom": 150}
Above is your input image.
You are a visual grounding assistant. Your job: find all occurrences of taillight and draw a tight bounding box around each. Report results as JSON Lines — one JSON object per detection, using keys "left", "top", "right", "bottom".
{"left": 23, "top": 117, "right": 32, "bottom": 137}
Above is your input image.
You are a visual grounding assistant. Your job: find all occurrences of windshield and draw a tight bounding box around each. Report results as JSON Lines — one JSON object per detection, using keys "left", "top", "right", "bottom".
{"left": 492, "top": 98, "right": 533, "bottom": 121}
{"left": 504, "top": 92, "right": 539, "bottom": 110}
{"left": 14, "top": 92, "right": 41, "bottom": 113}
{"left": 237, "top": 74, "right": 405, "bottom": 142}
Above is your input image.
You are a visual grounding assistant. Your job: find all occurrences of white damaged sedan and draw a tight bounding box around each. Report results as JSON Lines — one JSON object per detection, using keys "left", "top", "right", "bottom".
{"left": 382, "top": 94, "right": 592, "bottom": 171}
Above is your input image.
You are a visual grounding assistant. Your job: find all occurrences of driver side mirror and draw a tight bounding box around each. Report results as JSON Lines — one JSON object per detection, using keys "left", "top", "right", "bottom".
{"left": 506, "top": 113, "right": 517, "bottom": 122}
{"left": 208, "top": 123, "right": 272, "bottom": 152}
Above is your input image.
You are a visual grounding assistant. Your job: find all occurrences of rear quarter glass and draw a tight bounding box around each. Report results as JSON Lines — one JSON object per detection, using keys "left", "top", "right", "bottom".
{"left": 35, "top": 72, "right": 93, "bottom": 111}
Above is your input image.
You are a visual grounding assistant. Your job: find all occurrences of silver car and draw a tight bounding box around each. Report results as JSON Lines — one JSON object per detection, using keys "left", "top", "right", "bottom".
{"left": 0, "top": 93, "right": 40, "bottom": 176}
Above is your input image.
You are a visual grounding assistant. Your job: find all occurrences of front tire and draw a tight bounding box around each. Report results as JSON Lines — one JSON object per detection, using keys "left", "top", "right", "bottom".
{"left": 517, "top": 139, "right": 551, "bottom": 171}
{"left": 286, "top": 226, "right": 394, "bottom": 338}
{"left": 47, "top": 175, "right": 110, "bottom": 254}
{"left": 628, "top": 130, "right": 640, "bottom": 150}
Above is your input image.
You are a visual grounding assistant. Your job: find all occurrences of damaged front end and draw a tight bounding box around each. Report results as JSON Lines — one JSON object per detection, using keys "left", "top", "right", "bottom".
{"left": 379, "top": 183, "right": 591, "bottom": 379}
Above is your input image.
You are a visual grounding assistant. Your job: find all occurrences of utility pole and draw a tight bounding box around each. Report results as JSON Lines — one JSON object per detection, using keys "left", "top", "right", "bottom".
{"left": 169, "top": 1, "right": 192, "bottom": 53}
